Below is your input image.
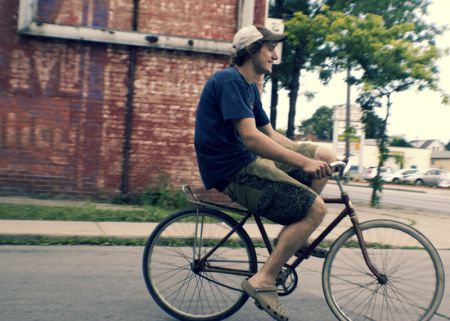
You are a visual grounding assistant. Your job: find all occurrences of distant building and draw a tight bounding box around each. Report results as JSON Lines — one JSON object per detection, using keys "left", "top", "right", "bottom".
{"left": 411, "top": 139, "right": 446, "bottom": 152}
{"left": 332, "top": 104, "right": 365, "bottom": 173}
{"left": 431, "top": 151, "right": 450, "bottom": 171}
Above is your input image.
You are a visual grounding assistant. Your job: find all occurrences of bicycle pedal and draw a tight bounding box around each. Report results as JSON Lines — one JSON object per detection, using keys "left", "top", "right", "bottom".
{"left": 254, "top": 300, "right": 263, "bottom": 310}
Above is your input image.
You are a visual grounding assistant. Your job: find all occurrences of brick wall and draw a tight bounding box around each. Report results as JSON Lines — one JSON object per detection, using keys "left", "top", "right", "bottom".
{"left": 0, "top": 0, "right": 266, "bottom": 198}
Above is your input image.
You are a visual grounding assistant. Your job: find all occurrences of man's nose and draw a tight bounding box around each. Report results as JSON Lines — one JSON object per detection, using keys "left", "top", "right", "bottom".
{"left": 272, "top": 50, "right": 278, "bottom": 61}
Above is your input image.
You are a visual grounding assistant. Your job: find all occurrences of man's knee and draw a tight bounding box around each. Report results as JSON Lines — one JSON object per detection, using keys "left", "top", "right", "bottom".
{"left": 306, "top": 197, "right": 326, "bottom": 227}
{"left": 315, "top": 146, "right": 336, "bottom": 164}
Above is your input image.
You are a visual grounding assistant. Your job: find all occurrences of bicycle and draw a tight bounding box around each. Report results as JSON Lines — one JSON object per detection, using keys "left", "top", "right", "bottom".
{"left": 142, "top": 161, "right": 445, "bottom": 321}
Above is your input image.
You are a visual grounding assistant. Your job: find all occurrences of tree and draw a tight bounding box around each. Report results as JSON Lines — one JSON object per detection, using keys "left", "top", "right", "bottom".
{"left": 445, "top": 141, "right": 450, "bottom": 151}
{"left": 298, "top": 106, "right": 333, "bottom": 140}
{"left": 390, "top": 137, "right": 413, "bottom": 147}
{"left": 268, "top": 0, "right": 442, "bottom": 139}
{"left": 268, "top": 1, "right": 328, "bottom": 138}
{"left": 299, "top": 5, "right": 445, "bottom": 206}
{"left": 362, "top": 111, "right": 384, "bottom": 139}
{"left": 268, "top": 0, "right": 347, "bottom": 137}
{"left": 355, "top": 33, "right": 442, "bottom": 205}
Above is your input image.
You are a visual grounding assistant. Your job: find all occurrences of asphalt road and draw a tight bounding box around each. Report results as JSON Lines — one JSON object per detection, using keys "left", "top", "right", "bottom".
{"left": 323, "top": 182, "right": 450, "bottom": 214}
{"left": 0, "top": 246, "right": 449, "bottom": 321}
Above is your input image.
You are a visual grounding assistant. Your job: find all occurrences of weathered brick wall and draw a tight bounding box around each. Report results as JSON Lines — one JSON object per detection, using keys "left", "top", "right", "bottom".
{"left": 0, "top": 0, "right": 266, "bottom": 198}
{"left": 140, "top": 0, "right": 237, "bottom": 41}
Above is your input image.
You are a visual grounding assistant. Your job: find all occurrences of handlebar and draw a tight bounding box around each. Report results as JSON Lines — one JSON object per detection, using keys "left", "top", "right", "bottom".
{"left": 330, "top": 160, "right": 352, "bottom": 178}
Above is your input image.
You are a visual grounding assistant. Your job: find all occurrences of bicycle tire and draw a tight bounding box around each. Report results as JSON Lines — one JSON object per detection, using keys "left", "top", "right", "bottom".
{"left": 142, "top": 207, "right": 258, "bottom": 321}
{"left": 322, "top": 219, "right": 445, "bottom": 321}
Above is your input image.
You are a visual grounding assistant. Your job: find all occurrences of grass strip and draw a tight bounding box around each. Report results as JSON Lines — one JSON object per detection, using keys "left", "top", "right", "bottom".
{"left": 0, "top": 235, "right": 423, "bottom": 250}
{"left": 0, "top": 203, "right": 171, "bottom": 222}
{"left": 0, "top": 203, "right": 267, "bottom": 224}
{"left": 0, "top": 235, "right": 148, "bottom": 246}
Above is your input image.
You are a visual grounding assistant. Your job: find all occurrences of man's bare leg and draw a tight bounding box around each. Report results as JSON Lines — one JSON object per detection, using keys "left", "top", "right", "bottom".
{"left": 310, "top": 145, "right": 336, "bottom": 194}
{"left": 248, "top": 197, "right": 327, "bottom": 288}
{"left": 248, "top": 146, "right": 335, "bottom": 288}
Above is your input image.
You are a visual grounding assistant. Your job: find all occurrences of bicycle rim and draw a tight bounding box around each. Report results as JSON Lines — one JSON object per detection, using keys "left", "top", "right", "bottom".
{"left": 143, "top": 208, "right": 257, "bottom": 321}
{"left": 323, "top": 220, "right": 445, "bottom": 321}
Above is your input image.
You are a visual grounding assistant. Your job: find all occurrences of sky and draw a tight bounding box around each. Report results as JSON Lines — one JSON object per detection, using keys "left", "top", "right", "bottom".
{"left": 261, "top": 0, "right": 450, "bottom": 144}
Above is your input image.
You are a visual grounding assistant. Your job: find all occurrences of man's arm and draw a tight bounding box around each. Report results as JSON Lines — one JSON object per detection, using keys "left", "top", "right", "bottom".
{"left": 257, "top": 123, "right": 296, "bottom": 147}
{"left": 234, "top": 118, "right": 331, "bottom": 179}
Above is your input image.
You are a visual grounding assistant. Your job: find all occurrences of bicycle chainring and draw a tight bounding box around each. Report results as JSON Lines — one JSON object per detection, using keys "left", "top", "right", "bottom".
{"left": 275, "top": 265, "right": 298, "bottom": 296}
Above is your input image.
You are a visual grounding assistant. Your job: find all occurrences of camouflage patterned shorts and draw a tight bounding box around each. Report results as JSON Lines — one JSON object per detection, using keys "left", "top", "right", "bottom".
{"left": 223, "top": 143, "right": 318, "bottom": 225}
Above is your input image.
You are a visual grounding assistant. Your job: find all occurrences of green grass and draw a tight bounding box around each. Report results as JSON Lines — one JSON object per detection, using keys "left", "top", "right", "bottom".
{"left": 0, "top": 203, "right": 171, "bottom": 222}
{"left": 0, "top": 203, "right": 268, "bottom": 224}
{"left": 0, "top": 235, "right": 147, "bottom": 246}
{"left": 0, "top": 203, "right": 424, "bottom": 250}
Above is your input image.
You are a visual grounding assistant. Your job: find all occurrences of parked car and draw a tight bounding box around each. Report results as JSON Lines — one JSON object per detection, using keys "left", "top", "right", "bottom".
{"left": 438, "top": 171, "right": 450, "bottom": 188}
{"left": 381, "top": 168, "right": 419, "bottom": 183}
{"left": 348, "top": 165, "right": 362, "bottom": 181}
{"left": 403, "top": 168, "right": 450, "bottom": 186}
{"left": 363, "top": 166, "right": 392, "bottom": 180}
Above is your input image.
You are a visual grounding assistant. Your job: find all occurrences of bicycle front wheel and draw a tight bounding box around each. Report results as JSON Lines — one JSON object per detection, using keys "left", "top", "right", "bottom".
{"left": 142, "top": 207, "right": 257, "bottom": 321}
{"left": 323, "top": 219, "right": 445, "bottom": 321}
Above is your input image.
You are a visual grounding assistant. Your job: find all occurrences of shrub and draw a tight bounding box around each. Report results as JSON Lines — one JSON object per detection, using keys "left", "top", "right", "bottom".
{"left": 113, "top": 176, "right": 187, "bottom": 209}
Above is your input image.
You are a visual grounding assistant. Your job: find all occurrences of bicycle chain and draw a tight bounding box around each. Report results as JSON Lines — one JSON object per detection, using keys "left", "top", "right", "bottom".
{"left": 195, "top": 259, "right": 264, "bottom": 292}
{"left": 206, "top": 259, "right": 263, "bottom": 264}
{"left": 201, "top": 260, "right": 297, "bottom": 296}
{"left": 197, "top": 273, "right": 243, "bottom": 292}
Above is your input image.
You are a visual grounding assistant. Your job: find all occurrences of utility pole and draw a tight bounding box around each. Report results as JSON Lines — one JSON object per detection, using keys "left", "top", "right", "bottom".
{"left": 345, "top": 65, "right": 351, "bottom": 161}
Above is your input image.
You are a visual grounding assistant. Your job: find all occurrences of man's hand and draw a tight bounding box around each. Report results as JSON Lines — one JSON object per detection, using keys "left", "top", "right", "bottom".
{"left": 302, "top": 159, "right": 332, "bottom": 180}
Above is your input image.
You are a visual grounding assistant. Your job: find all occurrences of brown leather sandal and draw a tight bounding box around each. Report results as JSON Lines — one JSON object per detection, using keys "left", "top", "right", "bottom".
{"left": 241, "top": 279, "right": 289, "bottom": 321}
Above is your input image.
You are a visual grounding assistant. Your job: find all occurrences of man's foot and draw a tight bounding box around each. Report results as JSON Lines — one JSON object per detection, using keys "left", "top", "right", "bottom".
{"left": 241, "top": 279, "right": 289, "bottom": 321}
{"left": 273, "top": 238, "right": 328, "bottom": 259}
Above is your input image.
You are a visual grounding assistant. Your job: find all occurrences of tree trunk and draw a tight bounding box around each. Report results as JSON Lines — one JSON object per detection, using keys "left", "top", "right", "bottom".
{"left": 370, "top": 94, "right": 392, "bottom": 206}
{"left": 270, "top": 77, "right": 279, "bottom": 129}
{"left": 286, "top": 64, "right": 302, "bottom": 139}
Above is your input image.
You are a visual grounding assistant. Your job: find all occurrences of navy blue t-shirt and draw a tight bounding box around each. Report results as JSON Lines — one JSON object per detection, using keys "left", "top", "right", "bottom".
{"left": 194, "top": 67, "right": 270, "bottom": 191}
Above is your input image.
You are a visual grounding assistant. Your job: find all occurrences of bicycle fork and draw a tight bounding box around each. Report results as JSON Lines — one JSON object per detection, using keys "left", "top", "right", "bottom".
{"left": 349, "top": 212, "right": 387, "bottom": 284}
{"left": 334, "top": 178, "right": 387, "bottom": 284}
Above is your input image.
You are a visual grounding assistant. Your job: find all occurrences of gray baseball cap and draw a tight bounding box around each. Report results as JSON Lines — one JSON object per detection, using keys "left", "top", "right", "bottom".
{"left": 232, "top": 24, "right": 286, "bottom": 51}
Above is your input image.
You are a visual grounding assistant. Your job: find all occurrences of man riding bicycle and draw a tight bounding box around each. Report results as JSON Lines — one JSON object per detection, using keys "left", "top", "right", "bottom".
{"left": 194, "top": 24, "right": 335, "bottom": 321}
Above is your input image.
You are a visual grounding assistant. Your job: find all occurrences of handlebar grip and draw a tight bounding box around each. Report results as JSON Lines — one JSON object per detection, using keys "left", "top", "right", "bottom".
{"left": 330, "top": 161, "right": 346, "bottom": 171}
{"left": 330, "top": 160, "right": 351, "bottom": 177}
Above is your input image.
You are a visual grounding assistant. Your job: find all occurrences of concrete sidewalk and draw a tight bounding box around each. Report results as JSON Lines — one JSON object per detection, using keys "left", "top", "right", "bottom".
{"left": 0, "top": 196, "right": 449, "bottom": 249}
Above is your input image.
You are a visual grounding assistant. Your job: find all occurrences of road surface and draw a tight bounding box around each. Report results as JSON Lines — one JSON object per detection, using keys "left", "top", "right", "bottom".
{"left": 0, "top": 246, "right": 449, "bottom": 321}
{"left": 324, "top": 182, "right": 450, "bottom": 214}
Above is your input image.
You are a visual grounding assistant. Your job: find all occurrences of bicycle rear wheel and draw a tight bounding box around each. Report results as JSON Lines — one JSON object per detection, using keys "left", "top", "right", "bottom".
{"left": 323, "top": 219, "right": 445, "bottom": 321}
{"left": 143, "top": 207, "right": 257, "bottom": 321}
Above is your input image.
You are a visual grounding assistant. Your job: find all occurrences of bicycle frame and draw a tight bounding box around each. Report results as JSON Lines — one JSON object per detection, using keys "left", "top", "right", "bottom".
{"left": 191, "top": 171, "right": 385, "bottom": 283}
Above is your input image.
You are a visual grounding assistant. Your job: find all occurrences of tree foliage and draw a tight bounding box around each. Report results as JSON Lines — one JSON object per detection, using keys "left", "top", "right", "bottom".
{"left": 347, "top": 11, "right": 442, "bottom": 206}
{"left": 390, "top": 137, "right": 413, "bottom": 147}
{"left": 298, "top": 106, "right": 333, "bottom": 140}
{"left": 268, "top": 0, "right": 342, "bottom": 137}
{"left": 273, "top": 0, "right": 445, "bottom": 206}
{"left": 268, "top": 0, "right": 445, "bottom": 139}
{"left": 362, "top": 111, "right": 384, "bottom": 139}
{"left": 268, "top": 1, "right": 446, "bottom": 207}
{"left": 445, "top": 141, "right": 450, "bottom": 151}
